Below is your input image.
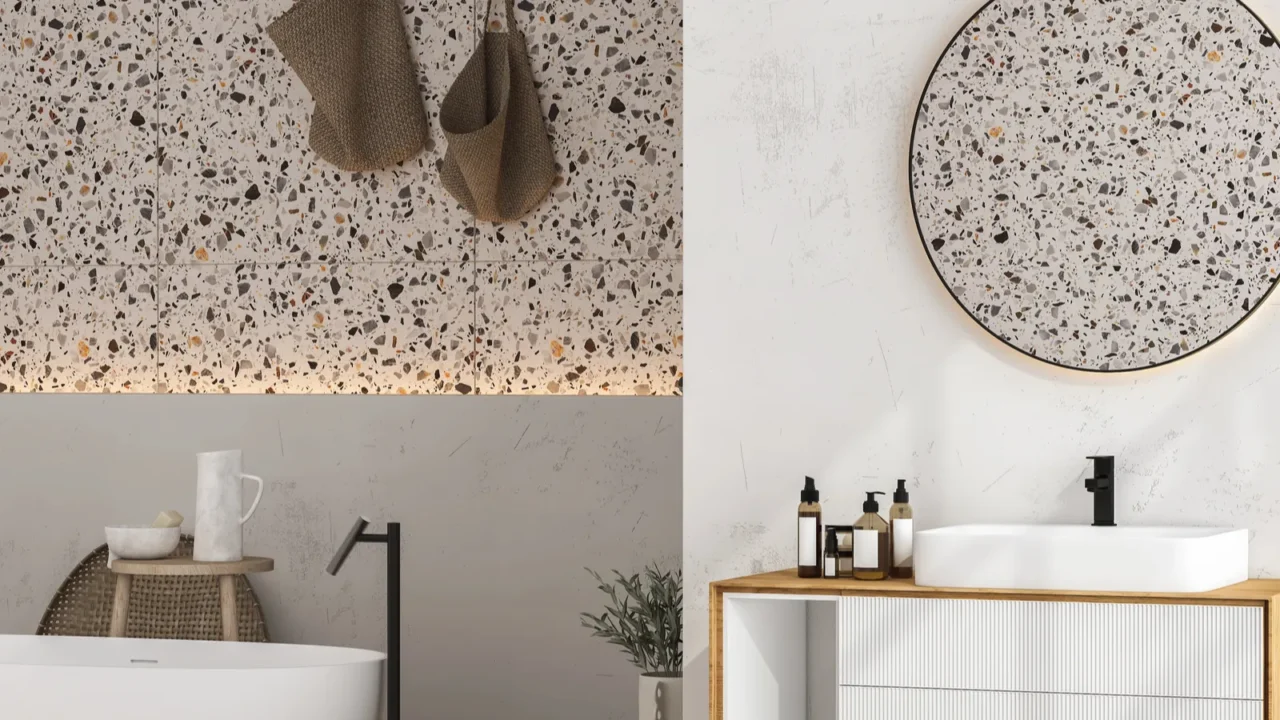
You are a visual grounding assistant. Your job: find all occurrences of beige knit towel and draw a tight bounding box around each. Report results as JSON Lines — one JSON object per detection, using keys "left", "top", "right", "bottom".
{"left": 439, "top": 0, "right": 556, "bottom": 222}
{"left": 267, "top": 0, "right": 430, "bottom": 171}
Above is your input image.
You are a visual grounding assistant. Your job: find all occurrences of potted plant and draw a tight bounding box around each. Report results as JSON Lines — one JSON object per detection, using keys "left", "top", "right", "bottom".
{"left": 581, "top": 564, "right": 683, "bottom": 720}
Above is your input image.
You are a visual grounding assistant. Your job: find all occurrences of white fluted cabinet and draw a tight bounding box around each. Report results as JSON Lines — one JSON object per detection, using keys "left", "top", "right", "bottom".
{"left": 710, "top": 571, "right": 1280, "bottom": 720}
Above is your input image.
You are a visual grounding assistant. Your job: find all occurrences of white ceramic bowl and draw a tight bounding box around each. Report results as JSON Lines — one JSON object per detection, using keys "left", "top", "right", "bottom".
{"left": 104, "top": 526, "right": 181, "bottom": 560}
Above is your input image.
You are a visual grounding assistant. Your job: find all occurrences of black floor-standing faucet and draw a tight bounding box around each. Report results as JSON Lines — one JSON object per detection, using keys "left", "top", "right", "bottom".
{"left": 1085, "top": 455, "right": 1115, "bottom": 527}
{"left": 328, "top": 517, "right": 401, "bottom": 720}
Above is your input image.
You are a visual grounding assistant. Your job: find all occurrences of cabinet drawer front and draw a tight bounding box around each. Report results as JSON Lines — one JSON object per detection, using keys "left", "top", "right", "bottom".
{"left": 839, "top": 596, "right": 1262, "bottom": 700}
{"left": 839, "top": 686, "right": 1263, "bottom": 720}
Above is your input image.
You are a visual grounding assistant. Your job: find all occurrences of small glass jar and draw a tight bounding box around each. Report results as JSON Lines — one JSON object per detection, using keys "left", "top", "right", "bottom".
{"left": 828, "top": 525, "right": 855, "bottom": 578}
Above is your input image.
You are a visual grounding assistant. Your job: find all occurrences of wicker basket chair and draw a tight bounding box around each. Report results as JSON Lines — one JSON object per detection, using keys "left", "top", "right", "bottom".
{"left": 37, "top": 535, "right": 270, "bottom": 642}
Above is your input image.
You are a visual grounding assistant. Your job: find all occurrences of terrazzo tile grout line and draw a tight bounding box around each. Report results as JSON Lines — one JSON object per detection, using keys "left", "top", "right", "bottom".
{"left": 471, "top": 258, "right": 685, "bottom": 266}
{"left": 469, "top": 249, "right": 479, "bottom": 394}
{"left": 0, "top": 257, "right": 683, "bottom": 268}
{"left": 153, "top": 0, "right": 163, "bottom": 392}
{"left": 0, "top": 260, "right": 680, "bottom": 270}
{"left": 154, "top": 260, "right": 474, "bottom": 268}
{"left": 466, "top": 0, "right": 478, "bottom": 402}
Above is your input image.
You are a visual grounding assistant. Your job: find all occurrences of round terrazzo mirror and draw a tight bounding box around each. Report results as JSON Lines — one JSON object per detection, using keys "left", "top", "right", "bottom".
{"left": 911, "top": 0, "right": 1280, "bottom": 371}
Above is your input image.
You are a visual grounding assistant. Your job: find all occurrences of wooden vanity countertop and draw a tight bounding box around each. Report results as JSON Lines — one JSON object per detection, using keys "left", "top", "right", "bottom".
{"left": 713, "top": 568, "right": 1280, "bottom": 605}
{"left": 710, "top": 571, "right": 1280, "bottom": 720}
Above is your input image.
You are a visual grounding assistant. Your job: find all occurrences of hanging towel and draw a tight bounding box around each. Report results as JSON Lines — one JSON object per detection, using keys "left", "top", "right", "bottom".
{"left": 267, "top": 0, "right": 430, "bottom": 171}
{"left": 439, "top": 0, "right": 556, "bottom": 222}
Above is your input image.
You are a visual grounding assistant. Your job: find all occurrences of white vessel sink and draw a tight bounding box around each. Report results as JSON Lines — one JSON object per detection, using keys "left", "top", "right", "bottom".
{"left": 914, "top": 525, "right": 1248, "bottom": 593}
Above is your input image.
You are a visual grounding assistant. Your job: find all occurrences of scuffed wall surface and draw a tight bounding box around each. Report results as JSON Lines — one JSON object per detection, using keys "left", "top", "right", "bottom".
{"left": 0, "top": 0, "right": 682, "bottom": 394}
{"left": 684, "top": 0, "right": 1280, "bottom": 718}
{"left": 0, "top": 395, "right": 681, "bottom": 720}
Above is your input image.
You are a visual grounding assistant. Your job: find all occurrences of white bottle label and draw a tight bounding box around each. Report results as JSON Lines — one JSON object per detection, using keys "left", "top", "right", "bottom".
{"left": 824, "top": 556, "right": 836, "bottom": 577}
{"left": 854, "top": 529, "right": 879, "bottom": 568}
{"left": 798, "top": 517, "right": 818, "bottom": 566}
{"left": 893, "top": 519, "right": 914, "bottom": 567}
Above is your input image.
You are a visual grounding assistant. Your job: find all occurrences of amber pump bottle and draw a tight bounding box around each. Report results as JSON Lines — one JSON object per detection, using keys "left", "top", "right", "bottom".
{"left": 889, "top": 479, "right": 914, "bottom": 579}
{"left": 797, "top": 477, "right": 822, "bottom": 578}
{"left": 853, "top": 491, "right": 889, "bottom": 581}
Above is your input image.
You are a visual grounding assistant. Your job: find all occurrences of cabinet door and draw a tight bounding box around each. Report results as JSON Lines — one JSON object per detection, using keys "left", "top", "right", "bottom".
{"left": 839, "top": 596, "right": 1263, "bottom": 700}
{"left": 839, "top": 686, "right": 1263, "bottom": 720}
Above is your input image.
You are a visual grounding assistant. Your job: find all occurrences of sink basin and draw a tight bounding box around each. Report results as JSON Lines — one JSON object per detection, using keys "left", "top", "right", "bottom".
{"left": 914, "top": 525, "right": 1248, "bottom": 593}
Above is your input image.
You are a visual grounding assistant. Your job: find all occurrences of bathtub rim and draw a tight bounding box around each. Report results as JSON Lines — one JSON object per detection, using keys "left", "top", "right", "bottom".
{"left": 0, "top": 634, "right": 387, "bottom": 670}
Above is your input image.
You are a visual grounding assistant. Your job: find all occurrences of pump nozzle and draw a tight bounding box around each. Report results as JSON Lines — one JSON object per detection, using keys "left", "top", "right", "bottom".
{"left": 893, "top": 479, "right": 909, "bottom": 504}
{"left": 800, "top": 476, "right": 820, "bottom": 503}
{"left": 863, "top": 491, "right": 885, "bottom": 513}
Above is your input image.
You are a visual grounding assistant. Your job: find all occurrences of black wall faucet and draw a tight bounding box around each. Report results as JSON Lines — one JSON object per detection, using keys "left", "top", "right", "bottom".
{"left": 1085, "top": 455, "right": 1115, "bottom": 527}
{"left": 328, "top": 517, "right": 401, "bottom": 720}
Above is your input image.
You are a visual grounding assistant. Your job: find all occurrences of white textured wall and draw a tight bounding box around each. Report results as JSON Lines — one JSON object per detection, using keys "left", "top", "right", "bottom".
{"left": 684, "top": 0, "right": 1280, "bottom": 717}
{"left": 0, "top": 395, "right": 680, "bottom": 720}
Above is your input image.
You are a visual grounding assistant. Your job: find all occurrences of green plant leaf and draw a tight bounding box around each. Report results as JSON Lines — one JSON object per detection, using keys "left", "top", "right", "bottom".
{"left": 580, "top": 562, "right": 682, "bottom": 673}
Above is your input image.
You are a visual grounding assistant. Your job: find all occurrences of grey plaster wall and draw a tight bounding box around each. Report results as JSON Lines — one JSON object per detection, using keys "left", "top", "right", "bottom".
{"left": 0, "top": 395, "right": 681, "bottom": 720}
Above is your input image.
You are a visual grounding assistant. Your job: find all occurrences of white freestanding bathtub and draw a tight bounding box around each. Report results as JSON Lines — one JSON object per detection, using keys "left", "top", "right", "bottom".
{"left": 0, "top": 635, "right": 384, "bottom": 719}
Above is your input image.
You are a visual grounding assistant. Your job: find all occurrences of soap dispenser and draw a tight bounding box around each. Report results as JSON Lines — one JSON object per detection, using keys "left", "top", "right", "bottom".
{"left": 889, "top": 479, "right": 914, "bottom": 579}
{"left": 853, "top": 491, "right": 889, "bottom": 581}
{"left": 797, "top": 477, "right": 823, "bottom": 578}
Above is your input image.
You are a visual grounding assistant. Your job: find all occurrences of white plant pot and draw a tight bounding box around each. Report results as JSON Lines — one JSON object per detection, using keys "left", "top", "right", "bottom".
{"left": 639, "top": 673, "right": 682, "bottom": 720}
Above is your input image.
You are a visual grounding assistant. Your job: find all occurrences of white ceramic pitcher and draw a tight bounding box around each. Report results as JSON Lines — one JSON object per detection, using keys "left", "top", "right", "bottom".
{"left": 193, "top": 450, "right": 265, "bottom": 562}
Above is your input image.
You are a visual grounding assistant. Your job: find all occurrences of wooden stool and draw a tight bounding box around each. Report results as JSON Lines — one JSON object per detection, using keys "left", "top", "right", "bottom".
{"left": 109, "top": 557, "right": 274, "bottom": 641}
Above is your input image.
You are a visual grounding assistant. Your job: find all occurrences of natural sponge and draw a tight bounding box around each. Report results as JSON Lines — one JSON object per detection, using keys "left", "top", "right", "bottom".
{"left": 151, "top": 510, "right": 184, "bottom": 529}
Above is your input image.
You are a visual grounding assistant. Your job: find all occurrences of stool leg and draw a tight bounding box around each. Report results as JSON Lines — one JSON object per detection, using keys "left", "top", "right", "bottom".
{"left": 109, "top": 575, "right": 131, "bottom": 638}
{"left": 219, "top": 575, "right": 239, "bottom": 642}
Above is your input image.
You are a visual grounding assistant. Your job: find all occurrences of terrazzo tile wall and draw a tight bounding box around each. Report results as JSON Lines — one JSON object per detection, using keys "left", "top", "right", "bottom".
{"left": 0, "top": 0, "right": 682, "bottom": 394}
